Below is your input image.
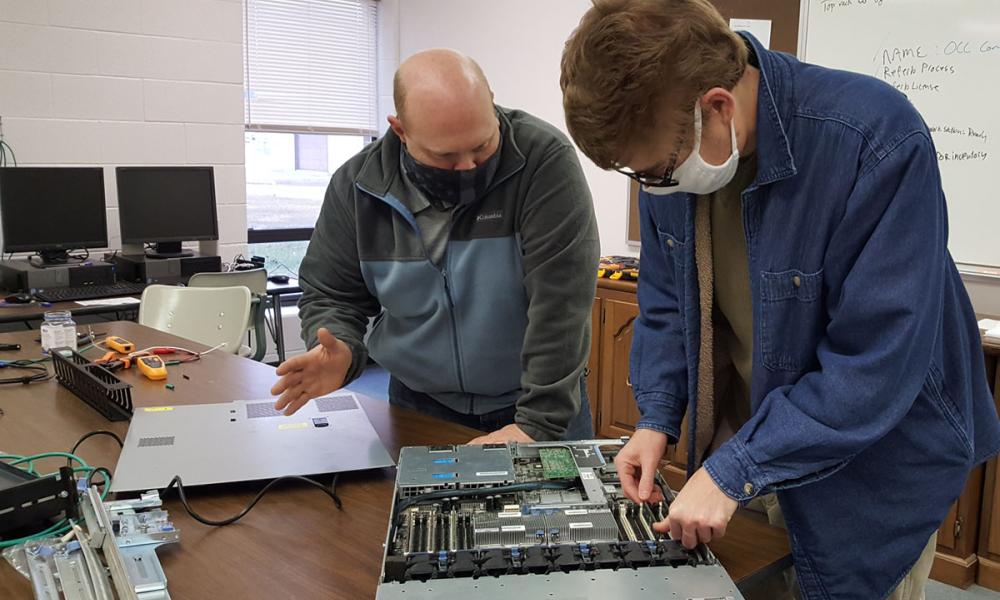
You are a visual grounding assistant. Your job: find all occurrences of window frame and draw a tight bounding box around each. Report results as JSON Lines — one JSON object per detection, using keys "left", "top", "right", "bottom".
{"left": 244, "top": 127, "right": 377, "bottom": 244}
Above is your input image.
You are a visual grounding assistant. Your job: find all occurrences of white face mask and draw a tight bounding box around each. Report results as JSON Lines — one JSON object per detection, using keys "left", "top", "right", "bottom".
{"left": 643, "top": 103, "right": 740, "bottom": 196}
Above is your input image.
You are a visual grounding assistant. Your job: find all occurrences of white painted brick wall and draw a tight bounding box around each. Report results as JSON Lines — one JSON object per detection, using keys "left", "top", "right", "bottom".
{"left": 0, "top": 0, "right": 247, "bottom": 264}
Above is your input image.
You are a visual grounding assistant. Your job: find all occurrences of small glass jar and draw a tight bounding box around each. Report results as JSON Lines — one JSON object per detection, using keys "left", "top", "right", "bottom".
{"left": 40, "top": 310, "right": 77, "bottom": 352}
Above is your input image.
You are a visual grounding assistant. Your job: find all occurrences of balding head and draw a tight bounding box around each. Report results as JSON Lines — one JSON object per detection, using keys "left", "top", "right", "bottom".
{"left": 394, "top": 49, "right": 491, "bottom": 122}
{"left": 389, "top": 49, "right": 500, "bottom": 170}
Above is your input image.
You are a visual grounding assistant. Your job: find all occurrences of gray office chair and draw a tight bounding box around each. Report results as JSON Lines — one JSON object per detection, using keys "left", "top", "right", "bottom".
{"left": 187, "top": 268, "right": 269, "bottom": 361}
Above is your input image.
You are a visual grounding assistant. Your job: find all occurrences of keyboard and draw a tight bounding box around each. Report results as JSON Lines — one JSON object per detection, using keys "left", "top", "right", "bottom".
{"left": 33, "top": 282, "right": 147, "bottom": 303}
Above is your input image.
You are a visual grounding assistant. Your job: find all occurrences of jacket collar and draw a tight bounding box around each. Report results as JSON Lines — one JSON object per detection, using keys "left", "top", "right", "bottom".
{"left": 738, "top": 31, "right": 797, "bottom": 187}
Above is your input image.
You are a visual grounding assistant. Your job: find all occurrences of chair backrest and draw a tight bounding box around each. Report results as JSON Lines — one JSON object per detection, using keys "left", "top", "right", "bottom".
{"left": 188, "top": 268, "right": 268, "bottom": 295}
{"left": 186, "top": 268, "right": 269, "bottom": 361}
{"left": 138, "top": 285, "right": 252, "bottom": 354}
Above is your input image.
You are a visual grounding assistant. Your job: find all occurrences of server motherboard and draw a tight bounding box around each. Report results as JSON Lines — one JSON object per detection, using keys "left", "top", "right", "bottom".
{"left": 376, "top": 439, "right": 743, "bottom": 600}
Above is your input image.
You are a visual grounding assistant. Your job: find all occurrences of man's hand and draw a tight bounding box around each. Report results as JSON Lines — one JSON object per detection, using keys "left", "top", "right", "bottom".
{"left": 271, "top": 328, "right": 352, "bottom": 415}
{"left": 653, "top": 467, "right": 738, "bottom": 549}
{"left": 615, "top": 428, "right": 669, "bottom": 504}
{"left": 468, "top": 424, "right": 535, "bottom": 445}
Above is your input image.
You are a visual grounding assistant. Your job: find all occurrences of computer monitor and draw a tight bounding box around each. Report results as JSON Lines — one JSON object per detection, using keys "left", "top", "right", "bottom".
{"left": 0, "top": 167, "right": 108, "bottom": 265}
{"left": 116, "top": 166, "right": 219, "bottom": 259}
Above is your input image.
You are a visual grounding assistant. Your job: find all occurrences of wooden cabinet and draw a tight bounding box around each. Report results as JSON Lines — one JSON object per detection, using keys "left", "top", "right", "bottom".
{"left": 588, "top": 278, "right": 994, "bottom": 587}
{"left": 598, "top": 298, "right": 641, "bottom": 439}
{"left": 590, "top": 280, "right": 642, "bottom": 439}
{"left": 589, "top": 279, "right": 689, "bottom": 491}
{"left": 976, "top": 342, "right": 1000, "bottom": 591}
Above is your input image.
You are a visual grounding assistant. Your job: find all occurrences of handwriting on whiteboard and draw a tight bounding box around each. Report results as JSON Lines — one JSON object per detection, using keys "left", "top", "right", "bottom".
{"left": 820, "top": 0, "right": 886, "bottom": 15}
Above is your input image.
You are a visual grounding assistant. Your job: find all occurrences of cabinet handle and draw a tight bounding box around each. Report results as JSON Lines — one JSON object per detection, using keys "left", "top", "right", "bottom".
{"left": 626, "top": 375, "right": 632, "bottom": 388}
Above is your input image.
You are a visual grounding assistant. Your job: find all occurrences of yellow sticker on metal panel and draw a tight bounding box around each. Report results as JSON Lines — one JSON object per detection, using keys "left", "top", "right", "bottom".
{"left": 278, "top": 422, "right": 309, "bottom": 430}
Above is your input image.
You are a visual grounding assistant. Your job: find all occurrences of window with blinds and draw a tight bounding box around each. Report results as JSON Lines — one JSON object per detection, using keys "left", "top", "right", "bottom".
{"left": 244, "top": 0, "right": 379, "bottom": 135}
{"left": 243, "top": 0, "right": 378, "bottom": 266}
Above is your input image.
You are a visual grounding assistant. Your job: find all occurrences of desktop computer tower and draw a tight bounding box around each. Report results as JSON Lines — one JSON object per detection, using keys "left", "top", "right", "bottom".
{"left": 112, "top": 253, "right": 222, "bottom": 285}
{"left": 0, "top": 259, "right": 116, "bottom": 293}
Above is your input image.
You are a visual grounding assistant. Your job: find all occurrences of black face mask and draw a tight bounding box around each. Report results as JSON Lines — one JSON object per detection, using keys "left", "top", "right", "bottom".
{"left": 401, "top": 141, "right": 501, "bottom": 209}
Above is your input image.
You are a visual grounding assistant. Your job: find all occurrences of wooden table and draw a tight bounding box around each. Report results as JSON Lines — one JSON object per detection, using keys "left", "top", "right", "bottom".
{"left": 0, "top": 321, "right": 790, "bottom": 598}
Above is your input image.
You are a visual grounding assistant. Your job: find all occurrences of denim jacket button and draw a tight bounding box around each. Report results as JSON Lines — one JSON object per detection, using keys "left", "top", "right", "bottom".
{"left": 792, "top": 275, "right": 802, "bottom": 288}
{"left": 666, "top": 238, "right": 675, "bottom": 249}
{"left": 743, "top": 482, "right": 754, "bottom": 495}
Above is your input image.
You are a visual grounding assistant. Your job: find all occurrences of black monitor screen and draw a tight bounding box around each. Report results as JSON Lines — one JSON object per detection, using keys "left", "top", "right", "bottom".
{"left": 0, "top": 167, "right": 108, "bottom": 253}
{"left": 116, "top": 167, "right": 219, "bottom": 244}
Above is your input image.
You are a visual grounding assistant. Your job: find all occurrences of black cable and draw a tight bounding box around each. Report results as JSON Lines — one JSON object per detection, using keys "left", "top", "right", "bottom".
{"left": 161, "top": 474, "right": 342, "bottom": 527}
{"left": 66, "top": 248, "right": 90, "bottom": 262}
{"left": 85, "top": 466, "right": 112, "bottom": 496}
{"left": 0, "top": 361, "right": 51, "bottom": 385}
{"left": 68, "top": 430, "right": 124, "bottom": 466}
{"left": 330, "top": 474, "right": 340, "bottom": 502}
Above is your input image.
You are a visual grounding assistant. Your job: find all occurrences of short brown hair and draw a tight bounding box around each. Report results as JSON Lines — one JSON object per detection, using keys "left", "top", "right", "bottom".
{"left": 561, "top": 0, "right": 748, "bottom": 169}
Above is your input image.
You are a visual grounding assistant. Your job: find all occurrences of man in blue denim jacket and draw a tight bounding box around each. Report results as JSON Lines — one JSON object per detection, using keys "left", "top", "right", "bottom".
{"left": 561, "top": 1, "right": 1000, "bottom": 598}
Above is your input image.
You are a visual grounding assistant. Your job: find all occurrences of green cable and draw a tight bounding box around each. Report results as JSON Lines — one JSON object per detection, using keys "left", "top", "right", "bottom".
{"left": 0, "top": 519, "right": 71, "bottom": 549}
{"left": 5, "top": 452, "right": 90, "bottom": 469}
{"left": 2, "top": 452, "right": 90, "bottom": 480}
{"left": 0, "top": 454, "right": 29, "bottom": 473}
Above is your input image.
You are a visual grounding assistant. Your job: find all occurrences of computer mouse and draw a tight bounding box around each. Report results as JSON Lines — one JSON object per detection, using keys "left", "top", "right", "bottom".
{"left": 3, "top": 293, "right": 32, "bottom": 304}
{"left": 268, "top": 274, "right": 290, "bottom": 284}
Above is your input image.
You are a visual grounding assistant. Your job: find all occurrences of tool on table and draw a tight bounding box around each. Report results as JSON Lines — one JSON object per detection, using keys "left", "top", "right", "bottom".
{"left": 94, "top": 351, "right": 134, "bottom": 373}
{"left": 105, "top": 336, "right": 135, "bottom": 354}
{"left": 137, "top": 355, "right": 168, "bottom": 381}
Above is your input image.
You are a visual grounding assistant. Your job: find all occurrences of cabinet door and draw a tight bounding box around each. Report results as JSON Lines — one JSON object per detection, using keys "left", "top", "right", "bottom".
{"left": 976, "top": 351, "right": 1000, "bottom": 591}
{"left": 587, "top": 297, "right": 601, "bottom": 433}
{"left": 598, "top": 299, "right": 641, "bottom": 439}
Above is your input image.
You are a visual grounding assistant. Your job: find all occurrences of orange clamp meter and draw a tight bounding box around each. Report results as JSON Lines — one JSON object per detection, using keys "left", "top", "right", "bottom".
{"left": 105, "top": 336, "right": 135, "bottom": 353}
{"left": 137, "top": 355, "right": 168, "bottom": 380}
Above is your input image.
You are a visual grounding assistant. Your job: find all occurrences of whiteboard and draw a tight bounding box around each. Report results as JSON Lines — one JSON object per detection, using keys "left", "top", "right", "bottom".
{"left": 801, "top": 0, "right": 1000, "bottom": 268}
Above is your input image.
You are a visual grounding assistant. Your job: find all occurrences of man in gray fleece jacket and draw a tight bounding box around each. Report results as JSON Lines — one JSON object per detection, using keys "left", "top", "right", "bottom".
{"left": 270, "top": 49, "right": 600, "bottom": 443}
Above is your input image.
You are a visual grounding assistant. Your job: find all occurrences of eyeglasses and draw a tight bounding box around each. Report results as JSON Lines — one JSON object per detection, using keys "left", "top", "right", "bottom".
{"left": 615, "top": 141, "right": 682, "bottom": 188}
{"left": 616, "top": 162, "right": 679, "bottom": 188}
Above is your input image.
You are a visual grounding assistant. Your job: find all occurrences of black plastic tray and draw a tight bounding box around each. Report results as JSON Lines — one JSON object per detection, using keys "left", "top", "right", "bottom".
{"left": 51, "top": 348, "right": 133, "bottom": 421}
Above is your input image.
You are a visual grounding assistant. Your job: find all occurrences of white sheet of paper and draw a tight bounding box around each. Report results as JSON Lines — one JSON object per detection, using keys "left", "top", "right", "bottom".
{"left": 74, "top": 297, "right": 141, "bottom": 306}
{"left": 730, "top": 18, "right": 772, "bottom": 49}
{"left": 987, "top": 326, "right": 1000, "bottom": 340}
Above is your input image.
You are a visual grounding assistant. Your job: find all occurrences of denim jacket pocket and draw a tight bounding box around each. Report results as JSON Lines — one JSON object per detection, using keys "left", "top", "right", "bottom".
{"left": 656, "top": 228, "right": 686, "bottom": 304}
{"left": 656, "top": 229, "right": 686, "bottom": 268}
{"left": 760, "top": 268, "right": 825, "bottom": 372}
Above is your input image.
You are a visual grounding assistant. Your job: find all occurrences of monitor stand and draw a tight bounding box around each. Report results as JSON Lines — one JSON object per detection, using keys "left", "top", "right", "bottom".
{"left": 145, "top": 241, "right": 194, "bottom": 259}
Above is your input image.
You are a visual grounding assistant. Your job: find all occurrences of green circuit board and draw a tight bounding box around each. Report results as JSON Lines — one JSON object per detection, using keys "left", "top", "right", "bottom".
{"left": 538, "top": 447, "right": 578, "bottom": 479}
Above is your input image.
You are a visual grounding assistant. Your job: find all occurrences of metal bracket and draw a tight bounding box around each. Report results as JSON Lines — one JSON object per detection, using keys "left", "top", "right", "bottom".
{"left": 19, "top": 488, "right": 179, "bottom": 600}
{"left": 81, "top": 488, "right": 178, "bottom": 600}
